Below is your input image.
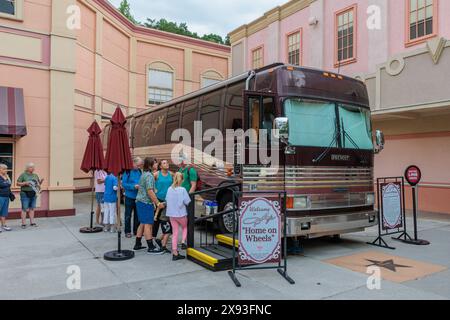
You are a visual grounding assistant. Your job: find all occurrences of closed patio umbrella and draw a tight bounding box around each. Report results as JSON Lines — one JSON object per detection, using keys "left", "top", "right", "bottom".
{"left": 80, "top": 121, "right": 106, "bottom": 234}
{"left": 104, "top": 107, "right": 135, "bottom": 261}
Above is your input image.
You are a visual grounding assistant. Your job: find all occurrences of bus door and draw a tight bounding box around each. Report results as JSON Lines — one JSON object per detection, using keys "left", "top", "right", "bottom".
{"left": 243, "top": 92, "right": 282, "bottom": 192}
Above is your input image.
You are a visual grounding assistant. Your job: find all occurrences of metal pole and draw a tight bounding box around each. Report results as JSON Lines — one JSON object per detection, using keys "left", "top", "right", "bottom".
{"left": 117, "top": 175, "right": 122, "bottom": 253}
{"left": 90, "top": 175, "right": 95, "bottom": 229}
{"left": 412, "top": 186, "right": 418, "bottom": 241}
{"left": 187, "top": 194, "right": 195, "bottom": 248}
{"left": 232, "top": 191, "right": 236, "bottom": 274}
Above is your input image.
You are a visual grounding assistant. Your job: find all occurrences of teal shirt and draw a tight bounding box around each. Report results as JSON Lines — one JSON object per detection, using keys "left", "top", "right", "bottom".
{"left": 136, "top": 171, "right": 155, "bottom": 204}
{"left": 155, "top": 171, "right": 173, "bottom": 201}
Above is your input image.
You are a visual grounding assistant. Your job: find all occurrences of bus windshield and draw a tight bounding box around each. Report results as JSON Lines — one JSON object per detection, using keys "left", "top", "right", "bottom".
{"left": 284, "top": 98, "right": 373, "bottom": 150}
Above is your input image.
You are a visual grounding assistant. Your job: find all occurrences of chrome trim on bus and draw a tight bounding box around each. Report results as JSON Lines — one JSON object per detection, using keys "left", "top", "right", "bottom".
{"left": 286, "top": 210, "right": 378, "bottom": 238}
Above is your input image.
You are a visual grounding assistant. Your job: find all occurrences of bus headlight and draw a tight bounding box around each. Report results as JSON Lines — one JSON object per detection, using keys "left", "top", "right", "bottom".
{"left": 294, "top": 196, "right": 310, "bottom": 209}
{"left": 366, "top": 193, "right": 375, "bottom": 205}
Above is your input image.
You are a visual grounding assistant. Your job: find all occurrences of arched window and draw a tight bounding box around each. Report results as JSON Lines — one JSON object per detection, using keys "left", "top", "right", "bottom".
{"left": 201, "top": 70, "right": 224, "bottom": 88}
{"left": 147, "top": 61, "right": 175, "bottom": 105}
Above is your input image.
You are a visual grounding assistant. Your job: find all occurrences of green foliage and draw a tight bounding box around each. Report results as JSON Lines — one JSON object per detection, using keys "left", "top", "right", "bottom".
{"left": 118, "top": 0, "right": 139, "bottom": 25}
{"left": 116, "top": 1, "right": 229, "bottom": 46}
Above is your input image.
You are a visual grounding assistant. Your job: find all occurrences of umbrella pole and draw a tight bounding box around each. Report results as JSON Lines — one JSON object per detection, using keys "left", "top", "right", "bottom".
{"left": 90, "top": 175, "right": 95, "bottom": 229}
{"left": 80, "top": 172, "right": 103, "bottom": 233}
{"left": 117, "top": 176, "right": 122, "bottom": 253}
{"left": 103, "top": 173, "right": 134, "bottom": 261}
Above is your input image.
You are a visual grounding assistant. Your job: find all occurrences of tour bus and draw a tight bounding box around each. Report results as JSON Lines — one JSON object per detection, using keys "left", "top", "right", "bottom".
{"left": 118, "top": 63, "right": 385, "bottom": 237}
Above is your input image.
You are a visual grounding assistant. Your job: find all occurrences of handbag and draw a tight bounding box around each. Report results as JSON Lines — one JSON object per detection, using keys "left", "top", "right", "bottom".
{"left": 9, "top": 192, "right": 15, "bottom": 202}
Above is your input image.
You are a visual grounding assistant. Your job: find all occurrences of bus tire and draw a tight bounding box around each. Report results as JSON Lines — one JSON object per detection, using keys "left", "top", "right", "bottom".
{"left": 217, "top": 192, "right": 237, "bottom": 234}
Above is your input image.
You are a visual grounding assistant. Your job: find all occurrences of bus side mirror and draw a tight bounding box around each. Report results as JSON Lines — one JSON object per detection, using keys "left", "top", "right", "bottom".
{"left": 375, "top": 130, "right": 385, "bottom": 154}
{"left": 274, "top": 117, "right": 289, "bottom": 140}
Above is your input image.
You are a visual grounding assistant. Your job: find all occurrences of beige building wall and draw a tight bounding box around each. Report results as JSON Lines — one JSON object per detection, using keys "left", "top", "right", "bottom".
{"left": 0, "top": 0, "right": 230, "bottom": 217}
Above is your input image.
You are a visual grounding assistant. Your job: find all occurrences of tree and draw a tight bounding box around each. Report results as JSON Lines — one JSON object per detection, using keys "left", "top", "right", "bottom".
{"left": 118, "top": 0, "right": 139, "bottom": 24}
{"left": 117, "top": 2, "right": 229, "bottom": 46}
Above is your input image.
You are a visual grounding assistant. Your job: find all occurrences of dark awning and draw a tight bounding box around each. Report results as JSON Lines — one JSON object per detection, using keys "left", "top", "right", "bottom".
{"left": 0, "top": 87, "right": 27, "bottom": 137}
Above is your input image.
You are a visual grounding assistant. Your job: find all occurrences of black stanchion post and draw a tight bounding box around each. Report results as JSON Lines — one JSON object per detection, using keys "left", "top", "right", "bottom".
{"left": 187, "top": 194, "right": 195, "bottom": 248}
{"left": 412, "top": 186, "right": 418, "bottom": 240}
{"left": 401, "top": 165, "right": 430, "bottom": 246}
{"left": 228, "top": 190, "right": 241, "bottom": 287}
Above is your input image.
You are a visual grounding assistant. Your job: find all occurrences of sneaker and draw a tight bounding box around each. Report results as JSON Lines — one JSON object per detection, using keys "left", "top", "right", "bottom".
{"left": 155, "top": 238, "right": 162, "bottom": 249}
{"left": 147, "top": 247, "right": 165, "bottom": 255}
{"left": 181, "top": 243, "right": 188, "bottom": 250}
{"left": 2, "top": 226, "right": 12, "bottom": 231}
{"left": 30, "top": 223, "right": 38, "bottom": 227}
{"left": 172, "top": 254, "right": 186, "bottom": 261}
{"left": 162, "top": 246, "right": 171, "bottom": 254}
{"left": 21, "top": 224, "right": 27, "bottom": 229}
{"left": 133, "top": 243, "right": 146, "bottom": 251}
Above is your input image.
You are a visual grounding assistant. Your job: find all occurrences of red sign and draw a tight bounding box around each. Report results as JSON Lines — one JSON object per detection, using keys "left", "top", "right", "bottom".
{"left": 405, "top": 165, "right": 422, "bottom": 186}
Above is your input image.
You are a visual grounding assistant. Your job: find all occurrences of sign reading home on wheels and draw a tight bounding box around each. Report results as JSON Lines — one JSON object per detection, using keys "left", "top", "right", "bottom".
{"left": 381, "top": 182, "right": 403, "bottom": 230}
{"left": 238, "top": 197, "right": 281, "bottom": 265}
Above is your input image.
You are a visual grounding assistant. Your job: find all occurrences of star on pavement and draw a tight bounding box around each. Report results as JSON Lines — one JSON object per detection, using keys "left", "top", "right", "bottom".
{"left": 366, "top": 259, "right": 412, "bottom": 272}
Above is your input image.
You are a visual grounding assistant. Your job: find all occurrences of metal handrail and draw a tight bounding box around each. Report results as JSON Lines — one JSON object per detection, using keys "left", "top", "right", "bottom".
{"left": 195, "top": 208, "right": 236, "bottom": 223}
{"left": 187, "top": 182, "right": 241, "bottom": 248}
{"left": 191, "top": 183, "right": 241, "bottom": 196}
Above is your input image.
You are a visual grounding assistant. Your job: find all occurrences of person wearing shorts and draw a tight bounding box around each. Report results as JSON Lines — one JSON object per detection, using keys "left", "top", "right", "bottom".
{"left": 134, "top": 157, "right": 165, "bottom": 255}
{"left": 17, "top": 163, "right": 43, "bottom": 229}
{"left": 94, "top": 169, "right": 107, "bottom": 226}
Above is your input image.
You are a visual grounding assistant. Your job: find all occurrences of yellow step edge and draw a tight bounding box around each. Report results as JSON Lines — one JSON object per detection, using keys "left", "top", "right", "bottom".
{"left": 216, "top": 234, "right": 239, "bottom": 248}
{"left": 187, "top": 248, "right": 218, "bottom": 267}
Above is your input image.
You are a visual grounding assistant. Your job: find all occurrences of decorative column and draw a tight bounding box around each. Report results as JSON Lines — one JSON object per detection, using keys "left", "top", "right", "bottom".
{"left": 48, "top": 0, "right": 77, "bottom": 213}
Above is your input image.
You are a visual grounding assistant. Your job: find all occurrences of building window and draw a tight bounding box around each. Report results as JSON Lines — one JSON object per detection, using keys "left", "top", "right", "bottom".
{"left": 252, "top": 47, "right": 263, "bottom": 69}
{"left": 201, "top": 77, "right": 221, "bottom": 88}
{"left": 201, "top": 70, "right": 224, "bottom": 88}
{"left": 336, "top": 5, "right": 356, "bottom": 66}
{"left": 408, "top": 0, "right": 437, "bottom": 44}
{"left": 0, "top": 0, "right": 22, "bottom": 20}
{"left": 287, "top": 31, "right": 301, "bottom": 66}
{"left": 148, "top": 69, "right": 174, "bottom": 105}
{"left": 0, "top": 142, "right": 14, "bottom": 181}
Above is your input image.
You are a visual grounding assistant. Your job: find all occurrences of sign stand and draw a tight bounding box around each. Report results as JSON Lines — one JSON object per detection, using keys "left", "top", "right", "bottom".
{"left": 396, "top": 165, "right": 430, "bottom": 246}
{"left": 228, "top": 190, "right": 295, "bottom": 287}
{"left": 368, "top": 177, "right": 412, "bottom": 250}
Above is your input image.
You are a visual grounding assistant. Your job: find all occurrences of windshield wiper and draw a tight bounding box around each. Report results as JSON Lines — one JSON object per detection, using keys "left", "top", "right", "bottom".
{"left": 312, "top": 121, "right": 339, "bottom": 164}
{"left": 341, "top": 120, "right": 369, "bottom": 165}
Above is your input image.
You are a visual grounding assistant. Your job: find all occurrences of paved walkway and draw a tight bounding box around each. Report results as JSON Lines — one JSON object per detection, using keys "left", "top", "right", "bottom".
{"left": 0, "top": 193, "right": 449, "bottom": 300}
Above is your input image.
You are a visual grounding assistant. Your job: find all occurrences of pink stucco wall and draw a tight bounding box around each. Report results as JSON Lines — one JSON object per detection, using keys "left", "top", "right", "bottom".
{"left": 239, "top": 0, "right": 450, "bottom": 75}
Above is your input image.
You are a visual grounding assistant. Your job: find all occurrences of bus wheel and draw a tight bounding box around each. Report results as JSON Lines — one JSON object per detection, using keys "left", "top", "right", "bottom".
{"left": 217, "top": 192, "right": 237, "bottom": 234}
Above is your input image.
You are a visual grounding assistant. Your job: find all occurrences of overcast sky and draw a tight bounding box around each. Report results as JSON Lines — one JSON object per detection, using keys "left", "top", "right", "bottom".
{"left": 108, "top": 0, "right": 288, "bottom": 37}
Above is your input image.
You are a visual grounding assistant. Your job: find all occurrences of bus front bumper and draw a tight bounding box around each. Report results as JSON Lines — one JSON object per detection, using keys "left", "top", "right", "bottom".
{"left": 286, "top": 210, "right": 378, "bottom": 238}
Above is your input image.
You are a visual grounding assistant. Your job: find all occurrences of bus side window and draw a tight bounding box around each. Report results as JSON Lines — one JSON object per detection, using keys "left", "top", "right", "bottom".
{"left": 144, "top": 109, "right": 166, "bottom": 146}
{"left": 165, "top": 104, "right": 181, "bottom": 144}
{"left": 181, "top": 98, "right": 199, "bottom": 138}
{"left": 201, "top": 89, "right": 223, "bottom": 133}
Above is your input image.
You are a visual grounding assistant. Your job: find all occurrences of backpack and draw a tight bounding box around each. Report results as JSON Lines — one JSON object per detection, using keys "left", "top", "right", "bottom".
{"left": 181, "top": 165, "right": 202, "bottom": 192}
